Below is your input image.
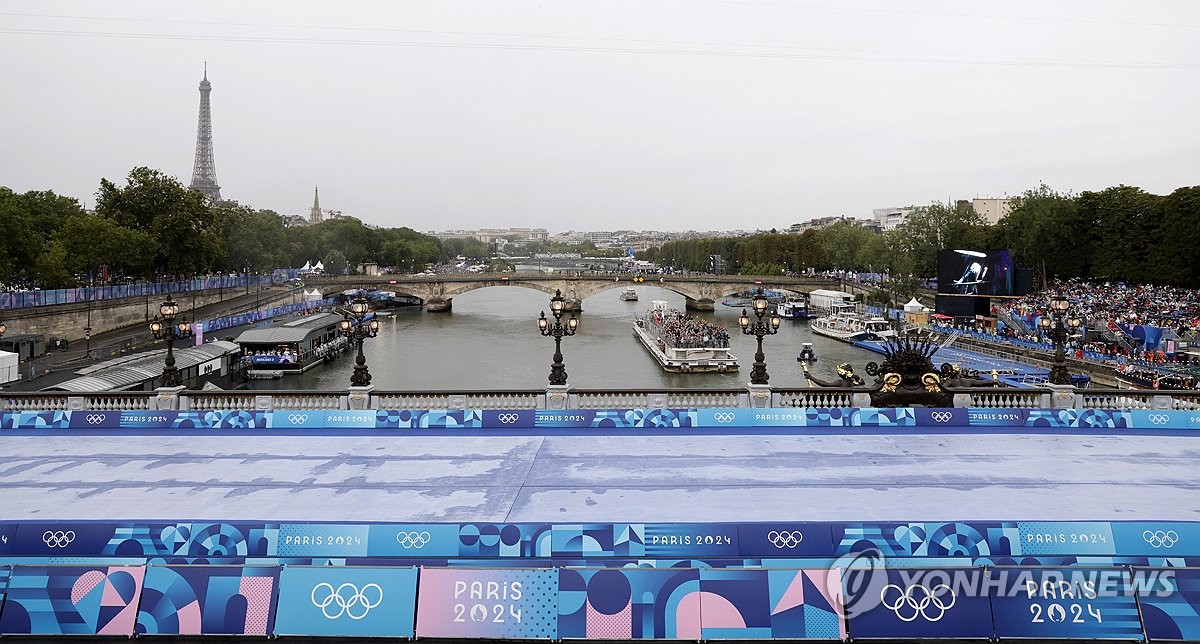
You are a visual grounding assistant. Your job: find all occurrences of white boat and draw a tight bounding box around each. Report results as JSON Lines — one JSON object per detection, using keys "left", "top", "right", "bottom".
{"left": 620, "top": 287, "right": 639, "bottom": 301}
{"left": 632, "top": 300, "right": 738, "bottom": 373}
{"left": 776, "top": 296, "right": 817, "bottom": 320}
{"left": 810, "top": 311, "right": 896, "bottom": 343}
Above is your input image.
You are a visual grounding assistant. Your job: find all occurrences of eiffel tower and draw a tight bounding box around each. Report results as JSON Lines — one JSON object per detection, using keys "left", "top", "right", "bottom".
{"left": 189, "top": 64, "right": 222, "bottom": 202}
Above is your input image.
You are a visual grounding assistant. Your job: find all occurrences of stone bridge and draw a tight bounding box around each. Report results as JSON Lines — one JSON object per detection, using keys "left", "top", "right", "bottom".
{"left": 319, "top": 274, "right": 849, "bottom": 312}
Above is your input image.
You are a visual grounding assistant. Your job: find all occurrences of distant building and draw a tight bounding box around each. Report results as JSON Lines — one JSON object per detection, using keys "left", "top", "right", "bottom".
{"left": 972, "top": 198, "right": 1014, "bottom": 225}
{"left": 788, "top": 216, "right": 851, "bottom": 233}
{"left": 871, "top": 207, "right": 916, "bottom": 232}
{"left": 310, "top": 187, "right": 323, "bottom": 224}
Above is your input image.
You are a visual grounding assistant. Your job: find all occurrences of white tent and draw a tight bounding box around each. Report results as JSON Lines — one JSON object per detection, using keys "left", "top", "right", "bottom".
{"left": 300, "top": 261, "right": 312, "bottom": 271}
{"left": 314, "top": 261, "right": 325, "bottom": 271}
{"left": 903, "top": 297, "right": 926, "bottom": 312}
{"left": 305, "top": 289, "right": 323, "bottom": 302}
{"left": 0, "top": 350, "right": 18, "bottom": 384}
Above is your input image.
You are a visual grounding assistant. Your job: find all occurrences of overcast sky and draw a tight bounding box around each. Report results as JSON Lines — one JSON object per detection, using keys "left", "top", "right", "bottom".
{"left": 2, "top": 1, "right": 1197, "bottom": 233}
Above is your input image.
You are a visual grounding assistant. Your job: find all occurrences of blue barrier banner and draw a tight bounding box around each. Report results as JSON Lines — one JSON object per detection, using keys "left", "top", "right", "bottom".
{"left": 416, "top": 567, "right": 558, "bottom": 639}
{"left": 1015, "top": 522, "right": 1116, "bottom": 556}
{"left": 0, "top": 565, "right": 144, "bottom": 635}
{"left": 136, "top": 565, "right": 280, "bottom": 635}
{"left": 0, "top": 524, "right": 16, "bottom": 555}
{"left": 369, "top": 524, "right": 463, "bottom": 557}
{"left": 544, "top": 523, "right": 648, "bottom": 557}
{"left": 11, "top": 522, "right": 278, "bottom": 558}
{"left": 738, "top": 523, "right": 835, "bottom": 557}
{"left": 1111, "top": 522, "right": 1200, "bottom": 556}
{"left": 1136, "top": 567, "right": 1200, "bottom": 641}
{"left": 277, "top": 524, "right": 370, "bottom": 557}
{"left": 376, "top": 409, "right": 485, "bottom": 429}
{"left": 559, "top": 568, "right": 700, "bottom": 639}
{"left": 645, "top": 524, "right": 740, "bottom": 557}
{"left": 989, "top": 567, "right": 1144, "bottom": 640}
{"left": 698, "top": 568, "right": 844, "bottom": 640}
{"left": 843, "top": 568, "right": 993, "bottom": 639}
{"left": 833, "top": 522, "right": 1016, "bottom": 559}
{"left": 274, "top": 565, "right": 418, "bottom": 636}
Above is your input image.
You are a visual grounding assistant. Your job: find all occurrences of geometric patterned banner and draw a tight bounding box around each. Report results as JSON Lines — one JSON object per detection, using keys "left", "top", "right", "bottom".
{"left": 698, "top": 569, "right": 845, "bottom": 640}
{"left": 988, "top": 567, "right": 1144, "bottom": 640}
{"left": 0, "top": 565, "right": 144, "bottom": 635}
{"left": 558, "top": 568, "right": 701, "bottom": 639}
{"left": 135, "top": 565, "right": 280, "bottom": 635}
{"left": 1137, "top": 568, "right": 1200, "bottom": 641}
{"left": 4, "top": 407, "right": 1200, "bottom": 431}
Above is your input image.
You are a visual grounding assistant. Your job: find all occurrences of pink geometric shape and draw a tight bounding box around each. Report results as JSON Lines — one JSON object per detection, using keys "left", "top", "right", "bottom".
{"left": 586, "top": 601, "right": 632, "bottom": 639}
{"left": 177, "top": 600, "right": 203, "bottom": 635}
{"left": 801, "top": 569, "right": 847, "bottom": 639}
{"left": 98, "top": 567, "right": 146, "bottom": 635}
{"left": 675, "top": 591, "right": 704, "bottom": 640}
{"left": 772, "top": 570, "right": 807, "bottom": 615}
{"left": 71, "top": 570, "right": 105, "bottom": 605}
{"left": 239, "top": 576, "right": 275, "bottom": 635}
{"left": 697, "top": 592, "right": 746, "bottom": 628}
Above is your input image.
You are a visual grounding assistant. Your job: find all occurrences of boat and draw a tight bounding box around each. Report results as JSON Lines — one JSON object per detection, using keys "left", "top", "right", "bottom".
{"left": 632, "top": 300, "right": 738, "bottom": 373}
{"left": 776, "top": 296, "right": 818, "bottom": 320}
{"left": 620, "top": 287, "right": 639, "bottom": 301}
{"left": 810, "top": 311, "right": 896, "bottom": 343}
{"left": 797, "top": 342, "right": 817, "bottom": 362}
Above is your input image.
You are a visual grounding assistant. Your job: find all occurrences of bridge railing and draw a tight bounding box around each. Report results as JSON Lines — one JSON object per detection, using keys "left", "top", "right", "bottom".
{"left": 3, "top": 386, "right": 1197, "bottom": 412}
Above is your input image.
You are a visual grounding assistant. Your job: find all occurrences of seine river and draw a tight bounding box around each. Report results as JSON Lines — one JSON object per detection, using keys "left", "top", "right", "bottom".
{"left": 248, "top": 284, "right": 877, "bottom": 392}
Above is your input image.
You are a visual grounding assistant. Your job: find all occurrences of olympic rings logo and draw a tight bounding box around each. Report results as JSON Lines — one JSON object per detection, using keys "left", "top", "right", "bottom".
{"left": 930, "top": 411, "right": 953, "bottom": 423}
{"left": 1148, "top": 414, "right": 1170, "bottom": 425}
{"left": 43, "top": 530, "right": 76, "bottom": 547}
{"left": 311, "top": 582, "right": 383, "bottom": 620}
{"left": 288, "top": 414, "right": 309, "bottom": 424}
{"left": 767, "top": 530, "right": 804, "bottom": 548}
{"left": 880, "top": 584, "right": 956, "bottom": 622}
{"left": 713, "top": 413, "right": 735, "bottom": 423}
{"left": 396, "top": 531, "right": 431, "bottom": 548}
{"left": 85, "top": 414, "right": 105, "bottom": 424}
{"left": 497, "top": 413, "right": 519, "bottom": 424}
{"left": 1143, "top": 530, "right": 1179, "bottom": 548}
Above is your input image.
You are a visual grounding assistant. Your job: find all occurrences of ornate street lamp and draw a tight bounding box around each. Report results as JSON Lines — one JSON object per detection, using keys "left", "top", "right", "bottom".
{"left": 739, "top": 289, "right": 782, "bottom": 385}
{"left": 1038, "top": 293, "right": 1081, "bottom": 386}
{"left": 0, "top": 319, "right": 7, "bottom": 341}
{"left": 339, "top": 295, "right": 380, "bottom": 387}
{"left": 149, "top": 298, "right": 193, "bottom": 387}
{"left": 538, "top": 289, "right": 579, "bottom": 386}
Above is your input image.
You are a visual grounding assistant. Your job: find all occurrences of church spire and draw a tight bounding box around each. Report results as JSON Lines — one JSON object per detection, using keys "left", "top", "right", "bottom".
{"left": 310, "top": 186, "right": 322, "bottom": 223}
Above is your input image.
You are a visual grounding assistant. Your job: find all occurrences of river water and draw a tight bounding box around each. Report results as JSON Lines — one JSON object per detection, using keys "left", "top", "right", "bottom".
{"left": 248, "top": 285, "right": 877, "bottom": 392}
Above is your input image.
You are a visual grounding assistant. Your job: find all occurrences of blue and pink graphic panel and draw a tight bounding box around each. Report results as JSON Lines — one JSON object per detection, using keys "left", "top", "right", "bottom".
{"left": 1137, "top": 568, "right": 1200, "bottom": 641}
{"left": 698, "top": 569, "right": 845, "bottom": 640}
{"left": 274, "top": 565, "right": 418, "bottom": 637}
{"left": 558, "top": 568, "right": 701, "bottom": 639}
{"left": 135, "top": 565, "right": 279, "bottom": 635}
{"left": 415, "top": 568, "right": 558, "bottom": 639}
{"left": 0, "top": 565, "right": 144, "bottom": 635}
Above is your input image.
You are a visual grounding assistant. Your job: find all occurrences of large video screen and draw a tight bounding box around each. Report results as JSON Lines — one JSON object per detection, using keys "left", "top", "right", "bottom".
{"left": 937, "top": 249, "right": 1019, "bottom": 296}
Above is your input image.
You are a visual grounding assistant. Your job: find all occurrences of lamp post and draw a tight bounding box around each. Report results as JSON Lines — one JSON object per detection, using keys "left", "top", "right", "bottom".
{"left": 149, "top": 298, "right": 194, "bottom": 387}
{"left": 739, "top": 289, "right": 782, "bottom": 385}
{"left": 1038, "top": 293, "right": 1081, "bottom": 386}
{"left": 339, "top": 295, "right": 380, "bottom": 387}
{"left": 538, "top": 289, "right": 579, "bottom": 386}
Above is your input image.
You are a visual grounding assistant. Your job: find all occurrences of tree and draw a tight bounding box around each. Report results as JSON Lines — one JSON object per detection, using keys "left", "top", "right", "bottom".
{"left": 95, "top": 167, "right": 221, "bottom": 277}
{"left": 894, "top": 201, "right": 987, "bottom": 277}
{"left": 322, "top": 249, "right": 349, "bottom": 276}
{"left": 994, "top": 184, "right": 1087, "bottom": 285}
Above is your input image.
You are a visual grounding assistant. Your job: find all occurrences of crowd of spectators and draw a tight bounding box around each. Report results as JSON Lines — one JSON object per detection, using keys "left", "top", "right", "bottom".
{"left": 649, "top": 308, "right": 731, "bottom": 348}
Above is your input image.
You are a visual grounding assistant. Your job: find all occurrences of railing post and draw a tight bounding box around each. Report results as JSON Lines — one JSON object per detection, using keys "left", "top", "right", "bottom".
{"left": 545, "top": 384, "right": 570, "bottom": 410}
{"left": 647, "top": 393, "right": 668, "bottom": 408}
{"left": 449, "top": 394, "right": 467, "bottom": 410}
{"left": 152, "top": 386, "right": 185, "bottom": 411}
{"left": 747, "top": 384, "right": 771, "bottom": 408}
{"left": 66, "top": 396, "right": 86, "bottom": 411}
{"left": 952, "top": 393, "right": 972, "bottom": 409}
{"left": 255, "top": 395, "right": 274, "bottom": 411}
{"left": 347, "top": 386, "right": 373, "bottom": 410}
{"left": 1046, "top": 383, "right": 1076, "bottom": 409}
{"left": 851, "top": 392, "right": 872, "bottom": 408}
{"left": 1151, "top": 394, "right": 1173, "bottom": 410}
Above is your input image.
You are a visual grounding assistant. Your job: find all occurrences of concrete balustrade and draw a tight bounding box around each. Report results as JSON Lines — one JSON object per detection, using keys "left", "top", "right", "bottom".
{"left": 2, "top": 385, "right": 1196, "bottom": 411}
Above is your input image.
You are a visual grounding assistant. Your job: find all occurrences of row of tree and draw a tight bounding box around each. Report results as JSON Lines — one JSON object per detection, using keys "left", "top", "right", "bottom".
{"left": 0, "top": 167, "right": 454, "bottom": 288}
{"left": 640, "top": 183, "right": 1200, "bottom": 289}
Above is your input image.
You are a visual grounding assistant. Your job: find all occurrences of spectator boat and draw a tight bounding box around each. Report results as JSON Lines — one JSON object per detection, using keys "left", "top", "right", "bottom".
{"left": 633, "top": 300, "right": 738, "bottom": 373}
{"left": 620, "top": 287, "right": 639, "bottom": 301}
{"left": 810, "top": 311, "right": 896, "bottom": 343}
{"left": 776, "top": 296, "right": 818, "bottom": 320}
